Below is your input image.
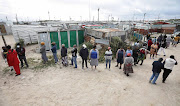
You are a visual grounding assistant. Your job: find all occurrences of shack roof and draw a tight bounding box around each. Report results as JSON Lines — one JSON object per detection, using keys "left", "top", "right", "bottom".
{"left": 91, "top": 28, "right": 121, "bottom": 33}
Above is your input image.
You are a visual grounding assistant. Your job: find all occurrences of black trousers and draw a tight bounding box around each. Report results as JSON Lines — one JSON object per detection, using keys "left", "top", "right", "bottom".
{"left": 163, "top": 68, "right": 172, "bottom": 82}
{"left": 82, "top": 59, "right": 88, "bottom": 68}
{"left": 133, "top": 56, "right": 138, "bottom": 65}
{"left": 19, "top": 56, "right": 28, "bottom": 67}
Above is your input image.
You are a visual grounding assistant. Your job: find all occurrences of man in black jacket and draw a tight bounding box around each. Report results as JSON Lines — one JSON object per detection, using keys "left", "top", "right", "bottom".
{"left": 149, "top": 58, "right": 164, "bottom": 84}
{"left": 16, "top": 43, "right": 29, "bottom": 68}
{"left": 80, "top": 44, "right": 89, "bottom": 69}
{"left": 61, "top": 44, "right": 68, "bottom": 66}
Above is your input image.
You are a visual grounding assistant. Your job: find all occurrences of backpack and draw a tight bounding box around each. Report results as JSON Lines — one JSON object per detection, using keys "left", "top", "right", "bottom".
{"left": 91, "top": 50, "right": 97, "bottom": 59}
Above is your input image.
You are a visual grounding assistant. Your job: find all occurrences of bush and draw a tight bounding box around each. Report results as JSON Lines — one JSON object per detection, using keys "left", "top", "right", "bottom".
{"left": 110, "top": 36, "right": 130, "bottom": 58}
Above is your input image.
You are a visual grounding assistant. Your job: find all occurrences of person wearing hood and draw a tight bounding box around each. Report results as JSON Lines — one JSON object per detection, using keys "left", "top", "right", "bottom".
{"left": 80, "top": 44, "right": 89, "bottom": 69}
{"left": 61, "top": 44, "right": 68, "bottom": 66}
{"left": 105, "top": 47, "right": 113, "bottom": 70}
{"left": 51, "top": 42, "right": 58, "bottom": 63}
{"left": 149, "top": 58, "right": 164, "bottom": 84}
{"left": 123, "top": 53, "right": 134, "bottom": 76}
{"left": 16, "top": 43, "right": 29, "bottom": 68}
{"left": 40, "top": 42, "right": 48, "bottom": 64}
{"left": 6, "top": 45, "right": 21, "bottom": 76}
{"left": 71, "top": 44, "right": 77, "bottom": 68}
{"left": 162, "top": 55, "right": 178, "bottom": 83}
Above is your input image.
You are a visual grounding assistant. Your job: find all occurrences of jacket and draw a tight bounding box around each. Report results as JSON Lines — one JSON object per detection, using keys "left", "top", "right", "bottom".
{"left": 51, "top": 45, "right": 57, "bottom": 53}
{"left": 105, "top": 50, "right": 112, "bottom": 60}
{"left": 61, "top": 47, "right": 67, "bottom": 57}
{"left": 164, "top": 58, "right": 177, "bottom": 70}
{"left": 80, "top": 48, "right": 89, "bottom": 59}
{"left": 152, "top": 61, "right": 164, "bottom": 73}
{"left": 7, "top": 49, "right": 20, "bottom": 66}
{"left": 71, "top": 48, "right": 77, "bottom": 57}
{"left": 16, "top": 47, "right": 25, "bottom": 56}
{"left": 148, "top": 40, "right": 153, "bottom": 46}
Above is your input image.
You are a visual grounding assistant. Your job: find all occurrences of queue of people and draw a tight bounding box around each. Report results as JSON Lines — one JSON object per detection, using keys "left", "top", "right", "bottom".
{"left": 1, "top": 33, "right": 178, "bottom": 80}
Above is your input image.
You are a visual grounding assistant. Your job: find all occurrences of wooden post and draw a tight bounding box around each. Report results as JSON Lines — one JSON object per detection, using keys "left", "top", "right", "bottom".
{"left": 2, "top": 35, "right": 7, "bottom": 47}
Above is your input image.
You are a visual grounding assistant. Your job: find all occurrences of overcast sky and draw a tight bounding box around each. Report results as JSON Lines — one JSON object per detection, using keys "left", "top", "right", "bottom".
{"left": 0, "top": 0, "right": 180, "bottom": 22}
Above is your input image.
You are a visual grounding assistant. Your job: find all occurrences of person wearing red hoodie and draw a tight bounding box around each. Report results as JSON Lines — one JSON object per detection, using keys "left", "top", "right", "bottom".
{"left": 6, "top": 45, "right": 21, "bottom": 76}
{"left": 148, "top": 38, "right": 153, "bottom": 51}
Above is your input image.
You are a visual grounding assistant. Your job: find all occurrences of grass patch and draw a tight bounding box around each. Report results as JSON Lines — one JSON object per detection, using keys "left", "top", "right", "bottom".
{"left": 2, "top": 67, "right": 10, "bottom": 74}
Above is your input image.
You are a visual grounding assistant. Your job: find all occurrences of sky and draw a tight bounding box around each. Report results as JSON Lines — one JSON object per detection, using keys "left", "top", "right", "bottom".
{"left": 0, "top": 0, "right": 180, "bottom": 22}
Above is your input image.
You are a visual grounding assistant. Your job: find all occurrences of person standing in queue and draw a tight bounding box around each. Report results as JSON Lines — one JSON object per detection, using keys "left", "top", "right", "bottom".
{"left": 51, "top": 42, "right": 58, "bottom": 63}
{"left": 89, "top": 45, "right": 99, "bottom": 70}
{"left": 80, "top": 44, "right": 89, "bottom": 69}
{"left": 40, "top": 42, "right": 48, "bottom": 64}
{"left": 61, "top": 44, "right": 68, "bottom": 66}
{"left": 123, "top": 53, "right": 134, "bottom": 76}
{"left": 105, "top": 47, "right": 113, "bottom": 70}
{"left": 115, "top": 47, "right": 125, "bottom": 69}
{"left": 6, "top": 45, "right": 21, "bottom": 76}
{"left": 16, "top": 43, "right": 29, "bottom": 68}
{"left": 71, "top": 44, "right": 77, "bottom": 68}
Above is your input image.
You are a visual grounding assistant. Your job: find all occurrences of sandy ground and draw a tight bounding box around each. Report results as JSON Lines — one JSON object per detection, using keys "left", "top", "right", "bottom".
{"left": 0, "top": 35, "right": 180, "bottom": 106}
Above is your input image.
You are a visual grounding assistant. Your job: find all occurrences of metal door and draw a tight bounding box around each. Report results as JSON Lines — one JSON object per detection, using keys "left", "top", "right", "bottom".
{"left": 60, "top": 31, "right": 69, "bottom": 48}
{"left": 50, "top": 32, "right": 60, "bottom": 49}
{"left": 78, "top": 30, "right": 84, "bottom": 45}
{"left": 70, "top": 30, "right": 77, "bottom": 47}
{"left": 39, "top": 33, "right": 50, "bottom": 50}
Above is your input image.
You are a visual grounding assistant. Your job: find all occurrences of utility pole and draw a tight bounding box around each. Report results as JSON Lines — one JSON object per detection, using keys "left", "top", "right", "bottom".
{"left": 48, "top": 11, "right": 50, "bottom": 20}
{"left": 89, "top": 0, "right": 91, "bottom": 21}
{"left": 0, "top": 30, "right": 7, "bottom": 47}
{"left": 16, "top": 14, "right": 19, "bottom": 24}
{"left": 98, "top": 8, "right": 100, "bottom": 21}
{"left": 143, "top": 13, "right": 146, "bottom": 24}
{"left": 6, "top": 16, "right": 8, "bottom": 21}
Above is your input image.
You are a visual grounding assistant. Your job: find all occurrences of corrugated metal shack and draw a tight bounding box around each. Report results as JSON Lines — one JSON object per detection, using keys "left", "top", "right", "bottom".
{"left": 86, "top": 28, "right": 126, "bottom": 45}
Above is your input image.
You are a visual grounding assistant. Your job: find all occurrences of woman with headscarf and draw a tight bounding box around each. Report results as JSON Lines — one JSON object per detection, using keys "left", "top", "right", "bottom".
{"left": 89, "top": 45, "right": 99, "bottom": 70}
{"left": 137, "top": 47, "right": 147, "bottom": 65}
{"left": 115, "top": 47, "right": 125, "bottom": 69}
{"left": 40, "top": 42, "right": 48, "bottom": 64}
{"left": 123, "top": 53, "right": 134, "bottom": 76}
{"left": 150, "top": 42, "right": 158, "bottom": 59}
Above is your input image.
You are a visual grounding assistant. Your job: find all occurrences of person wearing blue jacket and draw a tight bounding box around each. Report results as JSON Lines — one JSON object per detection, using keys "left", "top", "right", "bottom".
{"left": 125, "top": 47, "right": 133, "bottom": 57}
{"left": 149, "top": 58, "right": 164, "bottom": 84}
{"left": 51, "top": 42, "right": 58, "bottom": 63}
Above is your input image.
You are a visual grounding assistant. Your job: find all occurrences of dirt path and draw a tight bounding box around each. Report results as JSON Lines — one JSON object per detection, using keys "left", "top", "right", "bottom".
{"left": 0, "top": 35, "right": 180, "bottom": 106}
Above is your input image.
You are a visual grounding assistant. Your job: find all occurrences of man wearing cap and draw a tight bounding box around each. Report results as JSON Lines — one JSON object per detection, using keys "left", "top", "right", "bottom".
{"left": 40, "top": 42, "right": 48, "bottom": 64}
{"left": 16, "top": 43, "right": 29, "bottom": 68}
{"left": 6, "top": 45, "right": 21, "bottom": 76}
{"left": 51, "top": 42, "right": 58, "bottom": 63}
{"left": 105, "top": 47, "right": 113, "bottom": 70}
{"left": 71, "top": 44, "right": 77, "bottom": 68}
{"left": 80, "top": 44, "right": 89, "bottom": 69}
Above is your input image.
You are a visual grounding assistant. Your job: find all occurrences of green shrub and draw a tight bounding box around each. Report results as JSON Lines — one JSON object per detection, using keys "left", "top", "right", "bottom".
{"left": 110, "top": 36, "right": 130, "bottom": 58}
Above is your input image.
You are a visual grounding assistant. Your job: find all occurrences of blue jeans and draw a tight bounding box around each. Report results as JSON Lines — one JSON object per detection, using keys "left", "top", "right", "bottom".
{"left": 150, "top": 72, "right": 160, "bottom": 84}
{"left": 106, "top": 59, "right": 111, "bottom": 69}
{"left": 53, "top": 53, "right": 58, "bottom": 63}
{"left": 71, "top": 56, "right": 77, "bottom": 68}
